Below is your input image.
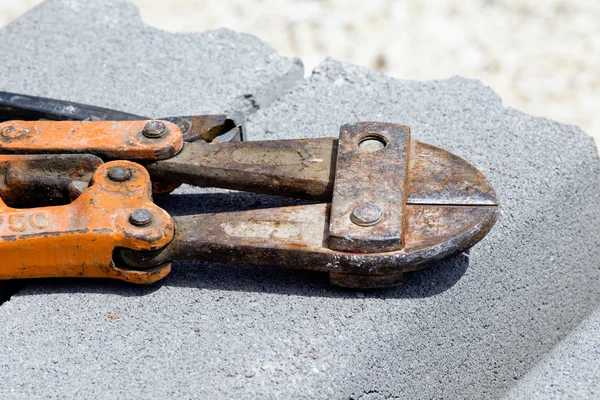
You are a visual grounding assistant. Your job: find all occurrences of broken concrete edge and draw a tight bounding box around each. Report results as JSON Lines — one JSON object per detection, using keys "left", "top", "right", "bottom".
{"left": 502, "top": 105, "right": 600, "bottom": 155}
{"left": 113, "top": 0, "right": 305, "bottom": 115}
{"left": 262, "top": 56, "right": 600, "bottom": 145}
{"left": 0, "top": 0, "right": 305, "bottom": 117}
{"left": 237, "top": 55, "right": 305, "bottom": 113}
{"left": 0, "top": 3, "right": 599, "bottom": 398}
{"left": 503, "top": 307, "right": 600, "bottom": 399}
{"left": 246, "top": 56, "right": 509, "bottom": 133}
{"left": 245, "top": 56, "right": 600, "bottom": 397}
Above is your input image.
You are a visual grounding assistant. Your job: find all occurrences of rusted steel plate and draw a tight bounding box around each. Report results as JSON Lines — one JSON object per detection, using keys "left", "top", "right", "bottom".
{"left": 148, "top": 139, "right": 496, "bottom": 205}
{"left": 118, "top": 203, "right": 499, "bottom": 285}
{"left": 0, "top": 160, "right": 174, "bottom": 283}
{"left": 184, "top": 113, "right": 243, "bottom": 143}
{"left": 146, "top": 138, "right": 337, "bottom": 200}
{"left": 328, "top": 122, "right": 410, "bottom": 252}
{"left": 0, "top": 154, "right": 102, "bottom": 208}
{"left": 0, "top": 120, "right": 183, "bottom": 160}
{"left": 407, "top": 142, "right": 497, "bottom": 205}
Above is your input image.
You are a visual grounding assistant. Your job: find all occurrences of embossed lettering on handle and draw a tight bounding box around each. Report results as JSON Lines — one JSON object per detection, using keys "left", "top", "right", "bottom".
{"left": 0, "top": 211, "right": 49, "bottom": 233}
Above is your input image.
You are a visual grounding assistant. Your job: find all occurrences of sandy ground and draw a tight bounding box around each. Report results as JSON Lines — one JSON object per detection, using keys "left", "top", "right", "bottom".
{"left": 1, "top": 0, "right": 599, "bottom": 150}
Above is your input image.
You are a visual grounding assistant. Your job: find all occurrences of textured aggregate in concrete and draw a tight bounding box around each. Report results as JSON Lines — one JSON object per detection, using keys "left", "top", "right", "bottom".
{"left": 1, "top": 2, "right": 600, "bottom": 400}
{"left": 0, "top": 0, "right": 303, "bottom": 117}
{"left": 245, "top": 59, "right": 600, "bottom": 398}
{"left": 504, "top": 308, "right": 600, "bottom": 399}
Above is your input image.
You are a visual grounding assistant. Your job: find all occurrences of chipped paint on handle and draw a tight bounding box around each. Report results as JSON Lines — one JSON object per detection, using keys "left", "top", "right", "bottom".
{"left": 0, "top": 120, "right": 184, "bottom": 160}
{"left": 0, "top": 161, "right": 174, "bottom": 283}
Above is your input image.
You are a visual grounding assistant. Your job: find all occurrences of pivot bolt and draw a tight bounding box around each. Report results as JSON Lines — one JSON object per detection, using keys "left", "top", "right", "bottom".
{"left": 350, "top": 203, "right": 383, "bottom": 226}
{"left": 0, "top": 126, "right": 14, "bottom": 137}
{"left": 0, "top": 125, "right": 30, "bottom": 141}
{"left": 129, "top": 209, "right": 153, "bottom": 227}
{"left": 142, "top": 121, "right": 167, "bottom": 138}
{"left": 107, "top": 166, "right": 131, "bottom": 182}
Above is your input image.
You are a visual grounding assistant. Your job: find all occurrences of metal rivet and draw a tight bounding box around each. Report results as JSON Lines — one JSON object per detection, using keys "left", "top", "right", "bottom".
{"left": 1, "top": 125, "right": 29, "bottom": 140}
{"left": 0, "top": 126, "right": 14, "bottom": 137}
{"left": 142, "top": 121, "right": 167, "bottom": 138}
{"left": 107, "top": 166, "right": 131, "bottom": 182}
{"left": 350, "top": 203, "right": 383, "bottom": 226}
{"left": 129, "top": 209, "right": 153, "bottom": 227}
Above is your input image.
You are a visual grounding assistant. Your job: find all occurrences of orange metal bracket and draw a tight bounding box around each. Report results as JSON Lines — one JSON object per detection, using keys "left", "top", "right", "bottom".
{"left": 0, "top": 120, "right": 184, "bottom": 160}
{"left": 0, "top": 160, "right": 174, "bottom": 283}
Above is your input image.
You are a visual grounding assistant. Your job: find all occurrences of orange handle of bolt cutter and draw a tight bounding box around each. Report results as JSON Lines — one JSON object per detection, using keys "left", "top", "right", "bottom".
{"left": 0, "top": 161, "right": 174, "bottom": 283}
{"left": 0, "top": 120, "right": 184, "bottom": 160}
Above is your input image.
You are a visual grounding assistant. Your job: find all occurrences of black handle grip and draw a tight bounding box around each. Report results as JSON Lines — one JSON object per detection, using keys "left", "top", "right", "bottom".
{"left": 0, "top": 91, "right": 244, "bottom": 143}
{"left": 0, "top": 91, "right": 145, "bottom": 122}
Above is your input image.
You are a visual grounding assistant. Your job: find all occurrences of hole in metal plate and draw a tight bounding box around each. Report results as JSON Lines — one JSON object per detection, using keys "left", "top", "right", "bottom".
{"left": 358, "top": 135, "right": 387, "bottom": 152}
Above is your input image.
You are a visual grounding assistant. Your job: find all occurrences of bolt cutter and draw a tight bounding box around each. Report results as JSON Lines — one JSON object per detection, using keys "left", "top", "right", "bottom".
{"left": 0, "top": 93, "right": 499, "bottom": 288}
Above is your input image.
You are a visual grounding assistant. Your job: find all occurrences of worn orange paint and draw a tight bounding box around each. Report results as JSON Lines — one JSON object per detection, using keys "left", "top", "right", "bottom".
{"left": 0, "top": 120, "right": 184, "bottom": 160}
{"left": 0, "top": 160, "right": 174, "bottom": 283}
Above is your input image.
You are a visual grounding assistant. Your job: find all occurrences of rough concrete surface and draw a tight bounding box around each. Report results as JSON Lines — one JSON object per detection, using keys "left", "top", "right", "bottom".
{"left": 4, "top": 1, "right": 600, "bottom": 150}
{"left": 0, "top": 0, "right": 303, "bottom": 116}
{"left": 1, "top": 1, "right": 599, "bottom": 400}
{"left": 504, "top": 307, "right": 600, "bottom": 399}
{"left": 245, "top": 59, "right": 600, "bottom": 398}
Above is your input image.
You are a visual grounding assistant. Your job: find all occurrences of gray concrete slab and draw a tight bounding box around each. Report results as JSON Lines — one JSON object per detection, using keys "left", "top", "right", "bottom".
{"left": 246, "top": 59, "right": 600, "bottom": 398}
{"left": 0, "top": 0, "right": 303, "bottom": 117}
{"left": 0, "top": 3, "right": 599, "bottom": 400}
{"left": 504, "top": 307, "right": 600, "bottom": 399}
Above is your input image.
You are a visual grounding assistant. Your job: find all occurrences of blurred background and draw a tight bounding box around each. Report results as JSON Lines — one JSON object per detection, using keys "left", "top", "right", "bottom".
{"left": 1, "top": 0, "right": 598, "bottom": 148}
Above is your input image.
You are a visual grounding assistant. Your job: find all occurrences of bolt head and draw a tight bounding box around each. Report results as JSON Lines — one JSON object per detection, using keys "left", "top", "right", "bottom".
{"left": 0, "top": 126, "right": 14, "bottom": 137}
{"left": 107, "top": 166, "right": 132, "bottom": 182}
{"left": 0, "top": 125, "right": 30, "bottom": 141}
{"left": 350, "top": 203, "right": 383, "bottom": 226}
{"left": 129, "top": 209, "right": 153, "bottom": 227}
{"left": 142, "top": 121, "right": 167, "bottom": 138}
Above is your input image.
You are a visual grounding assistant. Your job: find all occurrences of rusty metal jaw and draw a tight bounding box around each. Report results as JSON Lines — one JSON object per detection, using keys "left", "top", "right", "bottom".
{"left": 146, "top": 131, "right": 499, "bottom": 205}
{"left": 0, "top": 161, "right": 174, "bottom": 283}
{"left": 118, "top": 203, "right": 499, "bottom": 288}
{"left": 118, "top": 122, "right": 500, "bottom": 288}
